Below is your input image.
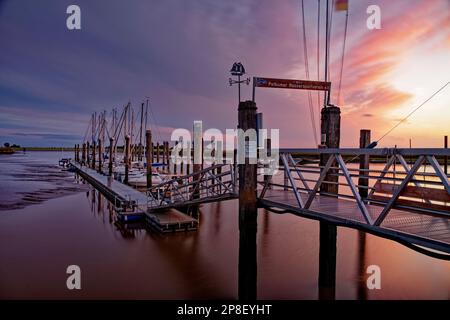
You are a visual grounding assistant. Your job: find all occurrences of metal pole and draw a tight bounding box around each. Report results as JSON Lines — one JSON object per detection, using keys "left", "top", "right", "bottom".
{"left": 124, "top": 135, "right": 130, "bottom": 185}
{"left": 109, "top": 137, "right": 114, "bottom": 176}
{"left": 146, "top": 130, "right": 152, "bottom": 188}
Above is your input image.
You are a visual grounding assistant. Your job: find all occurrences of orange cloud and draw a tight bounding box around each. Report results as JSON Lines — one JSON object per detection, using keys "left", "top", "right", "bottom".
{"left": 336, "top": 0, "right": 448, "bottom": 115}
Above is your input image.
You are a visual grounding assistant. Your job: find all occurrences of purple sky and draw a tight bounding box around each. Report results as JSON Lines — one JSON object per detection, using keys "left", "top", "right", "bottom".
{"left": 1, "top": 0, "right": 449, "bottom": 147}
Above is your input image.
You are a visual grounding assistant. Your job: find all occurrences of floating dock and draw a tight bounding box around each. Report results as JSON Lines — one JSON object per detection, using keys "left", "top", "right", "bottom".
{"left": 70, "top": 162, "right": 198, "bottom": 232}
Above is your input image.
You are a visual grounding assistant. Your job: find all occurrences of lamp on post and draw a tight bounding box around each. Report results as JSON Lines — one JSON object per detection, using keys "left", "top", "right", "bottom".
{"left": 229, "top": 62, "right": 250, "bottom": 103}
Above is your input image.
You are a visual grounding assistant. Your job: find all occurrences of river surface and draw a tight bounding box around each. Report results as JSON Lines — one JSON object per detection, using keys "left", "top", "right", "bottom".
{"left": 0, "top": 151, "right": 449, "bottom": 299}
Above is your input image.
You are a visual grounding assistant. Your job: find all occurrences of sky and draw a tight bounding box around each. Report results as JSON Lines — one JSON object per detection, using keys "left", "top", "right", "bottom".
{"left": 0, "top": 0, "right": 449, "bottom": 147}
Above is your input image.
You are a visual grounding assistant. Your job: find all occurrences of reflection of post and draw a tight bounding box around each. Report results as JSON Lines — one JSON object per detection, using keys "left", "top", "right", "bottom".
{"left": 238, "top": 100, "right": 258, "bottom": 300}
{"left": 357, "top": 129, "right": 369, "bottom": 299}
{"left": 318, "top": 106, "right": 340, "bottom": 300}
{"left": 124, "top": 135, "right": 130, "bottom": 185}
{"left": 146, "top": 130, "right": 152, "bottom": 188}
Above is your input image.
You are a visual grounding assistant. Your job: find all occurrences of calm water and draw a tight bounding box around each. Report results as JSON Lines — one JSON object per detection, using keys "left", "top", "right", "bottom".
{"left": 0, "top": 151, "right": 449, "bottom": 299}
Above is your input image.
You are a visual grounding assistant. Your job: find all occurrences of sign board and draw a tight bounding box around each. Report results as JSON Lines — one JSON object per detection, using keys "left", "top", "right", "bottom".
{"left": 254, "top": 77, "right": 331, "bottom": 91}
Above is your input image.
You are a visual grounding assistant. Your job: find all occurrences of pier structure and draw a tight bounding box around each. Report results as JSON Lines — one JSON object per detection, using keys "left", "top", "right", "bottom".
{"left": 71, "top": 99, "right": 450, "bottom": 299}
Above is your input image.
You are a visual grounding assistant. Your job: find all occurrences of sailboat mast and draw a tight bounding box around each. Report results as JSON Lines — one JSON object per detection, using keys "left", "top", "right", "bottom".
{"left": 324, "top": 0, "right": 329, "bottom": 107}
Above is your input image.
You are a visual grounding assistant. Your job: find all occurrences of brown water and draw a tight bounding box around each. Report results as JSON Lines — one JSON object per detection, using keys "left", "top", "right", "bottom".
{"left": 0, "top": 152, "right": 449, "bottom": 299}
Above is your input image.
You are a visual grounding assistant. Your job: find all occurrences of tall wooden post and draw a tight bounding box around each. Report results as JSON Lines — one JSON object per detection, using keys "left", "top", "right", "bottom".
{"left": 124, "top": 135, "right": 130, "bottom": 185}
{"left": 445, "top": 135, "right": 448, "bottom": 175}
{"left": 109, "top": 137, "right": 114, "bottom": 176}
{"left": 86, "top": 142, "right": 90, "bottom": 168}
{"left": 146, "top": 130, "right": 152, "bottom": 188}
{"left": 74, "top": 144, "right": 77, "bottom": 162}
{"left": 318, "top": 105, "right": 340, "bottom": 299}
{"left": 156, "top": 142, "right": 160, "bottom": 163}
{"left": 92, "top": 141, "right": 96, "bottom": 170}
{"left": 82, "top": 143, "right": 86, "bottom": 166}
{"left": 358, "top": 130, "right": 371, "bottom": 199}
{"left": 180, "top": 141, "right": 184, "bottom": 175}
{"left": 98, "top": 139, "right": 102, "bottom": 173}
{"left": 166, "top": 142, "right": 171, "bottom": 174}
{"left": 238, "top": 100, "right": 258, "bottom": 300}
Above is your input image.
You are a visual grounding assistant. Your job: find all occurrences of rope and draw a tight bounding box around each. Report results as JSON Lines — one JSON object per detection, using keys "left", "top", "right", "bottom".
{"left": 316, "top": 0, "right": 321, "bottom": 116}
{"left": 300, "top": 0, "right": 319, "bottom": 146}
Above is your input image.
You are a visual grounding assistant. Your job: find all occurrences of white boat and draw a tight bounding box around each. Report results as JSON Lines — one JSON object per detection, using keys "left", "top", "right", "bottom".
{"left": 128, "top": 172, "right": 163, "bottom": 187}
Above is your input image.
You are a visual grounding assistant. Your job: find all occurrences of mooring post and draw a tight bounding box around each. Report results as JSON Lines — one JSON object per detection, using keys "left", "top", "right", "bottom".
{"left": 180, "top": 140, "right": 184, "bottom": 175}
{"left": 146, "top": 130, "right": 152, "bottom": 188}
{"left": 445, "top": 135, "right": 448, "bottom": 175}
{"left": 109, "top": 137, "right": 114, "bottom": 176}
{"left": 264, "top": 138, "right": 272, "bottom": 188}
{"left": 166, "top": 142, "right": 171, "bottom": 174}
{"left": 92, "top": 141, "right": 96, "bottom": 170}
{"left": 74, "top": 144, "right": 77, "bottom": 162}
{"left": 358, "top": 130, "right": 371, "bottom": 199}
{"left": 98, "top": 139, "right": 102, "bottom": 173}
{"left": 124, "top": 135, "right": 130, "bottom": 185}
{"left": 82, "top": 143, "right": 86, "bottom": 166}
{"left": 86, "top": 141, "right": 90, "bottom": 167}
{"left": 156, "top": 142, "right": 160, "bottom": 163}
{"left": 174, "top": 141, "right": 178, "bottom": 175}
{"left": 318, "top": 105, "right": 340, "bottom": 299}
{"left": 238, "top": 100, "right": 258, "bottom": 300}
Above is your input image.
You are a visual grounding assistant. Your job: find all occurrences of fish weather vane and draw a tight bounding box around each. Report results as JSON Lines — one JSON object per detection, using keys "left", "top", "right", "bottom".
{"left": 228, "top": 62, "right": 250, "bottom": 103}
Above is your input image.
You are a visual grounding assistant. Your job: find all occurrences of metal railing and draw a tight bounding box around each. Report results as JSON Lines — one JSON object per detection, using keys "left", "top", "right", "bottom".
{"left": 259, "top": 148, "right": 450, "bottom": 226}
{"left": 146, "top": 163, "right": 237, "bottom": 210}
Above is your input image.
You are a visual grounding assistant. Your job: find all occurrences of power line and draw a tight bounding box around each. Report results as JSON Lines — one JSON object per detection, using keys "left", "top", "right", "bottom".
{"left": 301, "top": 0, "right": 319, "bottom": 146}
{"left": 377, "top": 81, "right": 450, "bottom": 143}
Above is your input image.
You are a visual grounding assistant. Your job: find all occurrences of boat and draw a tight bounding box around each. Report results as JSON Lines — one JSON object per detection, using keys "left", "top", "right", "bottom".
{"left": 128, "top": 171, "right": 164, "bottom": 187}
{"left": 58, "top": 158, "right": 71, "bottom": 167}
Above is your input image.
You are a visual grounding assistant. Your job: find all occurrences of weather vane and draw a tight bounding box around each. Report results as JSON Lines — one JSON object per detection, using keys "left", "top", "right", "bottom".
{"left": 229, "top": 62, "right": 250, "bottom": 103}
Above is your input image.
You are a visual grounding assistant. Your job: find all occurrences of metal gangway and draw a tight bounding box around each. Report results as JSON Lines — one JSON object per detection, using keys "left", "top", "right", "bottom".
{"left": 147, "top": 163, "right": 238, "bottom": 211}
{"left": 258, "top": 148, "right": 450, "bottom": 255}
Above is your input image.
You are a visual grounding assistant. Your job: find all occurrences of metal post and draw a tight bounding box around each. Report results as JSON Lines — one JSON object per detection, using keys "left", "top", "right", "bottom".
{"left": 146, "top": 130, "right": 152, "bottom": 188}
{"left": 109, "top": 137, "right": 114, "bottom": 176}
{"left": 238, "top": 100, "right": 258, "bottom": 300}
{"left": 124, "top": 135, "right": 130, "bottom": 185}
{"left": 318, "top": 105, "right": 340, "bottom": 299}
{"left": 358, "top": 130, "right": 371, "bottom": 199}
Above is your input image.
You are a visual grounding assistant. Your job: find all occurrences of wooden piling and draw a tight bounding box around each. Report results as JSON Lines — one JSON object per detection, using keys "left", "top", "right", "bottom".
{"left": 109, "top": 137, "right": 114, "bottom": 176}
{"left": 180, "top": 141, "right": 184, "bottom": 174}
{"left": 146, "top": 130, "right": 152, "bottom": 188}
{"left": 358, "top": 130, "right": 371, "bottom": 199}
{"left": 156, "top": 142, "right": 160, "bottom": 163}
{"left": 318, "top": 105, "right": 340, "bottom": 297}
{"left": 124, "top": 135, "right": 130, "bottom": 185}
{"left": 264, "top": 138, "right": 272, "bottom": 188}
{"left": 82, "top": 143, "right": 86, "bottom": 166}
{"left": 445, "top": 136, "right": 448, "bottom": 175}
{"left": 98, "top": 139, "right": 102, "bottom": 173}
{"left": 86, "top": 142, "right": 90, "bottom": 167}
{"left": 174, "top": 141, "right": 178, "bottom": 174}
{"left": 238, "top": 100, "right": 258, "bottom": 300}
{"left": 92, "top": 141, "right": 96, "bottom": 170}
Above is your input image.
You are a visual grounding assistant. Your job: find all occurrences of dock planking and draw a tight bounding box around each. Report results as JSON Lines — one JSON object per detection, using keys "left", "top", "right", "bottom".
{"left": 260, "top": 189, "right": 450, "bottom": 254}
